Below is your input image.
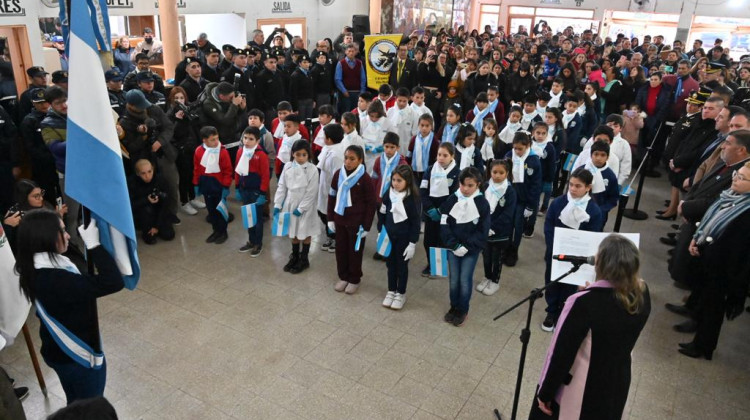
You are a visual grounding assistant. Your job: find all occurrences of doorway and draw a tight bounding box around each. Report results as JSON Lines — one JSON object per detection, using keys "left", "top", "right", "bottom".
{"left": 0, "top": 26, "right": 34, "bottom": 97}
{"left": 257, "top": 18, "right": 307, "bottom": 48}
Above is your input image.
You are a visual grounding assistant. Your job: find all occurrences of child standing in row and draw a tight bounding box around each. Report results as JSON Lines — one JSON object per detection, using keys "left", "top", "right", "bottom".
{"left": 436, "top": 104, "right": 462, "bottom": 144}
{"left": 499, "top": 106, "right": 523, "bottom": 145}
{"left": 362, "top": 101, "right": 395, "bottom": 170}
{"left": 275, "top": 114, "right": 303, "bottom": 177}
{"left": 235, "top": 127, "right": 270, "bottom": 257}
{"left": 386, "top": 88, "right": 417, "bottom": 151}
{"left": 454, "top": 124, "right": 484, "bottom": 173}
{"left": 312, "top": 104, "right": 335, "bottom": 158}
{"left": 409, "top": 87, "right": 432, "bottom": 136}
{"left": 505, "top": 131, "right": 542, "bottom": 266}
{"left": 520, "top": 94, "right": 544, "bottom": 131}
{"left": 372, "top": 133, "right": 407, "bottom": 260}
{"left": 379, "top": 165, "right": 421, "bottom": 310}
{"left": 467, "top": 92, "right": 493, "bottom": 134}
{"left": 478, "top": 159, "right": 517, "bottom": 296}
{"left": 408, "top": 114, "right": 439, "bottom": 181}
{"left": 585, "top": 141, "right": 619, "bottom": 227}
{"left": 328, "top": 145, "right": 376, "bottom": 294}
{"left": 479, "top": 119, "right": 506, "bottom": 165}
{"left": 531, "top": 122, "right": 556, "bottom": 216}
{"left": 317, "top": 124, "right": 346, "bottom": 252}
{"left": 440, "top": 167, "right": 490, "bottom": 326}
{"left": 194, "top": 126, "right": 233, "bottom": 244}
{"left": 340, "top": 112, "right": 366, "bottom": 150}
{"left": 274, "top": 140, "right": 319, "bottom": 274}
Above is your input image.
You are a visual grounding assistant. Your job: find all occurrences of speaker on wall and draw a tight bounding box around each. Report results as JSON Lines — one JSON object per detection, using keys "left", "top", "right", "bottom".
{"left": 352, "top": 15, "right": 370, "bottom": 35}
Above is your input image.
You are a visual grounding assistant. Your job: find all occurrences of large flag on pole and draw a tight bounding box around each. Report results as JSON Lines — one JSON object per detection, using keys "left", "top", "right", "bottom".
{"left": 0, "top": 227, "right": 31, "bottom": 349}
{"left": 65, "top": 0, "right": 140, "bottom": 290}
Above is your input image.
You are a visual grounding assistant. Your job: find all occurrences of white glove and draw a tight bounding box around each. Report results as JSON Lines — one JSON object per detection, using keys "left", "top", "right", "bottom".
{"left": 379, "top": 204, "right": 386, "bottom": 214}
{"left": 77, "top": 219, "right": 100, "bottom": 250}
{"left": 403, "top": 242, "right": 416, "bottom": 261}
{"left": 523, "top": 208, "right": 533, "bottom": 218}
{"left": 359, "top": 227, "right": 368, "bottom": 238}
{"left": 453, "top": 246, "right": 468, "bottom": 257}
{"left": 489, "top": 229, "right": 495, "bottom": 236}
{"left": 327, "top": 221, "right": 336, "bottom": 233}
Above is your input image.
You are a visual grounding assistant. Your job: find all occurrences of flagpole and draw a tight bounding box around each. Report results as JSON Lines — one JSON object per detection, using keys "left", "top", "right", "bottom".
{"left": 22, "top": 324, "right": 47, "bottom": 397}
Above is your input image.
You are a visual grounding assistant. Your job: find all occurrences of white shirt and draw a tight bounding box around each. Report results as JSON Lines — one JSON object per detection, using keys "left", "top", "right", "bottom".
{"left": 581, "top": 134, "right": 631, "bottom": 185}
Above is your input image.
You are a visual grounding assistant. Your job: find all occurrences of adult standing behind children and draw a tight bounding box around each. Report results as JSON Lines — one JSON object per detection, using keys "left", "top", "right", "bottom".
{"left": 335, "top": 44, "right": 366, "bottom": 116}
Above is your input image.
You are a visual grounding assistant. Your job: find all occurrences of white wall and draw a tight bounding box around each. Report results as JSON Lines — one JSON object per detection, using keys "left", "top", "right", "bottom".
{"left": 184, "top": 14, "right": 246, "bottom": 48}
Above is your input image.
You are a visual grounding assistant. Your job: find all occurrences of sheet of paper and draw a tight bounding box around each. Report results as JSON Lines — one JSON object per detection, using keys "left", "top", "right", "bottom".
{"left": 551, "top": 229, "right": 640, "bottom": 286}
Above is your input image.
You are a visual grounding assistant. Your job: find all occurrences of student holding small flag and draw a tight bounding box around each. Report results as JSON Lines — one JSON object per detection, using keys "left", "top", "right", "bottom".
{"left": 407, "top": 113, "right": 439, "bottom": 181}
{"left": 274, "top": 140, "right": 319, "bottom": 274}
{"left": 371, "top": 132, "right": 407, "bottom": 261}
{"left": 235, "top": 127, "right": 270, "bottom": 257}
{"left": 440, "top": 167, "right": 491, "bottom": 326}
{"left": 378, "top": 165, "right": 421, "bottom": 310}
{"left": 328, "top": 145, "right": 376, "bottom": 294}
{"left": 317, "top": 124, "right": 346, "bottom": 253}
{"left": 193, "top": 126, "right": 233, "bottom": 244}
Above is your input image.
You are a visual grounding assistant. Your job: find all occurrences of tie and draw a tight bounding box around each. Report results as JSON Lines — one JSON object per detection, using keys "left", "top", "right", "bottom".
{"left": 674, "top": 77, "right": 683, "bottom": 101}
{"left": 398, "top": 60, "right": 404, "bottom": 81}
{"left": 701, "top": 135, "right": 724, "bottom": 160}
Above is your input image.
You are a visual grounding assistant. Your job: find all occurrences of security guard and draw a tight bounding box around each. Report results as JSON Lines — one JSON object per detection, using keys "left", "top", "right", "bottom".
{"left": 220, "top": 48, "right": 257, "bottom": 111}
{"left": 202, "top": 47, "right": 223, "bottom": 83}
{"left": 136, "top": 71, "right": 167, "bottom": 111}
{"left": 18, "top": 66, "right": 49, "bottom": 120}
{"left": 106, "top": 69, "right": 126, "bottom": 117}
{"left": 663, "top": 88, "right": 708, "bottom": 169}
{"left": 51, "top": 70, "right": 68, "bottom": 91}
{"left": 254, "top": 50, "right": 287, "bottom": 121}
{"left": 123, "top": 53, "right": 166, "bottom": 94}
{"left": 20, "top": 88, "right": 59, "bottom": 205}
{"left": 179, "top": 57, "right": 208, "bottom": 103}
{"left": 174, "top": 42, "right": 199, "bottom": 86}
{"left": 218, "top": 44, "right": 236, "bottom": 74}
{"left": 310, "top": 50, "right": 333, "bottom": 107}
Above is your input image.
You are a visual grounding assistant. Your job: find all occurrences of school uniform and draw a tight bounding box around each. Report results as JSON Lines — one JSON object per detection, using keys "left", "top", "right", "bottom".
{"left": 387, "top": 105, "right": 416, "bottom": 151}
{"left": 407, "top": 131, "right": 439, "bottom": 181}
{"left": 270, "top": 118, "right": 310, "bottom": 176}
{"left": 585, "top": 161, "right": 619, "bottom": 227}
{"left": 342, "top": 130, "right": 366, "bottom": 151}
{"left": 577, "top": 103, "right": 599, "bottom": 144}
{"left": 361, "top": 116, "right": 395, "bottom": 170}
{"left": 505, "top": 149, "right": 542, "bottom": 249}
{"left": 499, "top": 121, "right": 522, "bottom": 145}
{"left": 409, "top": 103, "right": 432, "bottom": 137}
{"left": 466, "top": 106, "right": 495, "bottom": 134}
{"left": 581, "top": 135, "right": 631, "bottom": 185}
{"left": 371, "top": 152, "right": 408, "bottom": 204}
{"left": 562, "top": 111, "right": 583, "bottom": 154}
{"left": 274, "top": 161, "right": 320, "bottom": 239}
{"left": 193, "top": 144, "right": 233, "bottom": 234}
{"left": 235, "top": 145, "right": 270, "bottom": 246}
{"left": 573, "top": 148, "right": 621, "bottom": 183}
{"left": 316, "top": 143, "right": 345, "bottom": 240}
{"left": 543, "top": 193, "right": 603, "bottom": 322}
{"left": 435, "top": 122, "right": 460, "bottom": 144}
{"left": 378, "top": 189, "right": 421, "bottom": 294}
{"left": 420, "top": 160, "right": 460, "bottom": 271}
{"left": 439, "top": 191, "right": 491, "bottom": 315}
{"left": 455, "top": 144, "right": 485, "bottom": 173}
{"left": 328, "top": 165, "right": 377, "bottom": 284}
{"left": 532, "top": 139, "right": 557, "bottom": 213}
{"left": 378, "top": 95, "right": 396, "bottom": 112}
{"left": 482, "top": 180, "right": 517, "bottom": 284}
{"left": 480, "top": 135, "right": 512, "bottom": 165}
{"left": 520, "top": 110, "right": 544, "bottom": 132}
{"left": 311, "top": 121, "right": 332, "bottom": 156}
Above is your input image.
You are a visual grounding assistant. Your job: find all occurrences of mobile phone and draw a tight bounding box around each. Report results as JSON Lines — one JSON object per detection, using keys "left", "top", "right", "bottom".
{"left": 664, "top": 65, "right": 674, "bottom": 73}
{"left": 56, "top": 196, "right": 63, "bottom": 211}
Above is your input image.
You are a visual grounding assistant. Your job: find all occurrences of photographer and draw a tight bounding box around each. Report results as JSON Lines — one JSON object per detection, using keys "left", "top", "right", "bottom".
{"left": 166, "top": 87, "right": 204, "bottom": 215}
{"left": 128, "top": 159, "right": 175, "bottom": 244}
{"left": 200, "top": 82, "right": 245, "bottom": 163}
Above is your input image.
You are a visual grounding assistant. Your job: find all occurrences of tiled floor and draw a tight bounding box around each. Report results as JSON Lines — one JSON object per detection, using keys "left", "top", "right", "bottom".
{"left": 3, "top": 174, "right": 750, "bottom": 419}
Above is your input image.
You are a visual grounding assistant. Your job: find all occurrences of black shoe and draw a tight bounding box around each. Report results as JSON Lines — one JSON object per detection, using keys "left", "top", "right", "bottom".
{"left": 678, "top": 341, "right": 694, "bottom": 349}
{"left": 213, "top": 232, "right": 228, "bottom": 244}
{"left": 671, "top": 224, "right": 680, "bottom": 230}
{"left": 660, "top": 236, "right": 677, "bottom": 246}
{"left": 655, "top": 213, "right": 677, "bottom": 221}
{"left": 503, "top": 247, "right": 518, "bottom": 267}
{"left": 673, "top": 281, "right": 691, "bottom": 291}
{"left": 673, "top": 319, "right": 697, "bottom": 333}
{"left": 205, "top": 231, "right": 219, "bottom": 243}
{"left": 665, "top": 303, "right": 692, "bottom": 317}
{"left": 170, "top": 214, "right": 181, "bottom": 225}
{"left": 644, "top": 169, "right": 661, "bottom": 178}
{"left": 14, "top": 387, "right": 29, "bottom": 402}
{"left": 227, "top": 212, "right": 235, "bottom": 223}
{"left": 678, "top": 343, "right": 713, "bottom": 360}
{"left": 541, "top": 313, "right": 555, "bottom": 332}
{"left": 451, "top": 311, "right": 467, "bottom": 327}
{"left": 284, "top": 253, "right": 299, "bottom": 272}
{"left": 143, "top": 233, "right": 157, "bottom": 245}
{"left": 289, "top": 256, "right": 310, "bottom": 274}
{"left": 239, "top": 241, "right": 254, "bottom": 252}
{"left": 250, "top": 245, "right": 263, "bottom": 258}
{"left": 664, "top": 199, "right": 671, "bottom": 206}
{"left": 667, "top": 232, "right": 677, "bottom": 238}
{"left": 373, "top": 253, "right": 386, "bottom": 261}
{"left": 444, "top": 307, "right": 457, "bottom": 323}
{"left": 421, "top": 266, "right": 432, "bottom": 278}
{"left": 656, "top": 209, "right": 667, "bottom": 215}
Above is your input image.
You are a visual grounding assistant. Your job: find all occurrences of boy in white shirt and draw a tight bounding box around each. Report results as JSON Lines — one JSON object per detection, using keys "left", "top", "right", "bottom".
{"left": 581, "top": 115, "right": 631, "bottom": 186}
{"left": 387, "top": 87, "right": 417, "bottom": 152}
{"left": 409, "top": 86, "right": 432, "bottom": 137}
{"left": 573, "top": 125, "right": 621, "bottom": 181}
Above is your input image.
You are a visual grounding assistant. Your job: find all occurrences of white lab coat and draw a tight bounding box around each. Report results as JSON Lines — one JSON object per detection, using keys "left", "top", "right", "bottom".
{"left": 361, "top": 116, "right": 396, "bottom": 170}
{"left": 274, "top": 161, "right": 320, "bottom": 239}
{"left": 409, "top": 103, "right": 433, "bottom": 137}
{"left": 317, "top": 143, "right": 345, "bottom": 213}
{"left": 387, "top": 105, "right": 416, "bottom": 152}
{"left": 572, "top": 147, "right": 621, "bottom": 182}
{"left": 581, "top": 135, "right": 631, "bottom": 185}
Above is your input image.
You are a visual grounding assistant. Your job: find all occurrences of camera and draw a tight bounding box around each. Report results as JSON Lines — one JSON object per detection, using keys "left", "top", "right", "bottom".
{"left": 144, "top": 118, "right": 165, "bottom": 158}
{"left": 6, "top": 203, "right": 24, "bottom": 218}
{"left": 149, "top": 188, "right": 167, "bottom": 201}
{"left": 176, "top": 102, "right": 199, "bottom": 121}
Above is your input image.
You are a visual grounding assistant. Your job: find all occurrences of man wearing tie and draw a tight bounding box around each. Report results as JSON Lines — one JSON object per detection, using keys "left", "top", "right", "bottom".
{"left": 389, "top": 41, "right": 417, "bottom": 92}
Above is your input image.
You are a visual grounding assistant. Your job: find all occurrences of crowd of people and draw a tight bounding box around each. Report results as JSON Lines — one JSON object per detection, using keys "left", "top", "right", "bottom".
{"left": 2, "top": 20, "right": 750, "bottom": 418}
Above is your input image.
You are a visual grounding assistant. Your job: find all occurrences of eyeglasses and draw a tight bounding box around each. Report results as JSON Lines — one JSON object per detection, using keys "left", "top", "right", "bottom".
{"left": 30, "top": 189, "right": 46, "bottom": 199}
{"left": 732, "top": 170, "right": 749, "bottom": 182}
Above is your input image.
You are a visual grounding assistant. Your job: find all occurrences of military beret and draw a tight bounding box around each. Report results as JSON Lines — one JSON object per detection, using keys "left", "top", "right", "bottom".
{"left": 182, "top": 42, "right": 198, "bottom": 52}
{"left": 51, "top": 70, "right": 68, "bottom": 83}
{"left": 136, "top": 71, "right": 155, "bottom": 82}
{"left": 30, "top": 88, "right": 47, "bottom": 103}
{"left": 105, "top": 68, "right": 124, "bottom": 82}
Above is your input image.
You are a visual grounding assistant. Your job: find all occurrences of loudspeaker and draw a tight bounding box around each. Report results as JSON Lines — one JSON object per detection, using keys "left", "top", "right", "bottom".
{"left": 352, "top": 15, "right": 370, "bottom": 35}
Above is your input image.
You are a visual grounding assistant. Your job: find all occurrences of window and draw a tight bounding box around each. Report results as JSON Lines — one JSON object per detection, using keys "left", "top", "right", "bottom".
{"left": 479, "top": 4, "right": 501, "bottom": 32}
{"left": 690, "top": 16, "right": 750, "bottom": 60}
{"left": 605, "top": 11, "right": 680, "bottom": 44}
{"left": 507, "top": 6, "right": 598, "bottom": 35}
{"left": 257, "top": 18, "right": 306, "bottom": 48}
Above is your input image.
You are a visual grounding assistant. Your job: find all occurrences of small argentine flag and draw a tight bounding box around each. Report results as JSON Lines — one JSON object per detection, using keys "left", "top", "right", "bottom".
{"left": 376, "top": 228, "right": 391, "bottom": 257}
{"left": 429, "top": 247, "right": 449, "bottom": 277}
{"left": 216, "top": 199, "right": 229, "bottom": 222}
{"left": 620, "top": 184, "right": 635, "bottom": 196}
{"left": 272, "top": 212, "right": 291, "bottom": 237}
{"left": 241, "top": 203, "right": 258, "bottom": 229}
{"left": 355, "top": 225, "right": 365, "bottom": 251}
{"left": 563, "top": 153, "right": 578, "bottom": 172}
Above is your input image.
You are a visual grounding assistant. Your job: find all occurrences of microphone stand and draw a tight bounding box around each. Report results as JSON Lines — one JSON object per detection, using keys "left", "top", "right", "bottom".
{"left": 492, "top": 261, "right": 586, "bottom": 420}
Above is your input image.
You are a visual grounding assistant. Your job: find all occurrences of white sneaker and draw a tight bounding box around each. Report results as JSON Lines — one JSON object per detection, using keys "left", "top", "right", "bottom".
{"left": 382, "top": 291, "right": 396, "bottom": 307}
{"left": 334, "top": 280, "right": 348, "bottom": 292}
{"left": 483, "top": 281, "right": 500, "bottom": 296}
{"left": 189, "top": 197, "right": 206, "bottom": 209}
{"left": 344, "top": 282, "right": 359, "bottom": 294}
{"left": 181, "top": 203, "right": 198, "bottom": 215}
{"left": 390, "top": 293, "right": 406, "bottom": 310}
{"left": 476, "top": 279, "right": 490, "bottom": 292}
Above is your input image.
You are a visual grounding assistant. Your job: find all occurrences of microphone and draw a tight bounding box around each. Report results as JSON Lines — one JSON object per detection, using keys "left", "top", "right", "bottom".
{"left": 553, "top": 254, "right": 595, "bottom": 265}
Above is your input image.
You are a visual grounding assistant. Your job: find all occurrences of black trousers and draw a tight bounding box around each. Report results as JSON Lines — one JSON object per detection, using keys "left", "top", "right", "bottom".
{"left": 387, "top": 236, "right": 410, "bottom": 293}
{"left": 483, "top": 240, "right": 509, "bottom": 282}
{"left": 693, "top": 281, "right": 726, "bottom": 352}
{"left": 199, "top": 176, "right": 227, "bottom": 234}
{"left": 423, "top": 218, "right": 442, "bottom": 269}
{"left": 133, "top": 202, "right": 175, "bottom": 240}
{"left": 175, "top": 148, "right": 195, "bottom": 205}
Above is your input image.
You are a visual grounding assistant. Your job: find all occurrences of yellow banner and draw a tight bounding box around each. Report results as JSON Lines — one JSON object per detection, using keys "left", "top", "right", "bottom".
{"left": 364, "top": 34, "right": 403, "bottom": 90}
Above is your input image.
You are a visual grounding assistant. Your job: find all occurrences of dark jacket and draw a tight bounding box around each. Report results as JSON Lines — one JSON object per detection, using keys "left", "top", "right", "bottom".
{"left": 311, "top": 62, "right": 333, "bottom": 95}
{"left": 537, "top": 142, "right": 557, "bottom": 183}
{"left": 34, "top": 247, "right": 124, "bottom": 364}
{"left": 289, "top": 68, "right": 315, "bottom": 110}
{"left": 200, "top": 83, "right": 240, "bottom": 144}
{"left": 388, "top": 58, "right": 418, "bottom": 91}
{"left": 179, "top": 76, "right": 208, "bottom": 103}
{"left": 123, "top": 70, "right": 165, "bottom": 94}
{"left": 420, "top": 163, "right": 460, "bottom": 217}
{"left": 378, "top": 192, "right": 421, "bottom": 244}
{"left": 505, "top": 73, "right": 537, "bottom": 104}
{"left": 544, "top": 194, "right": 604, "bottom": 253}
{"left": 0, "top": 106, "right": 18, "bottom": 168}
{"left": 563, "top": 112, "right": 584, "bottom": 154}
{"left": 592, "top": 167, "right": 620, "bottom": 214}
{"left": 254, "top": 68, "right": 287, "bottom": 111}
{"left": 327, "top": 169, "right": 377, "bottom": 230}
{"left": 484, "top": 182, "right": 517, "bottom": 242}
{"left": 20, "top": 109, "right": 57, "bottom": 188}
{"left": 439, "top": 193, "right": 491, "bottom": 253}
{"left": 40, "top": 110, "right": 67, "bottom": 173}
{"left": 505, "top": 152, "right": 543, "bottom": 208}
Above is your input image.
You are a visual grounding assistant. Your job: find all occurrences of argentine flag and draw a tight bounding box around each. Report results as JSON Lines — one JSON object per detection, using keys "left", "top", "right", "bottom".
{"left": 64, "top": 0, "right": 140, "bottom": 290}
{"left": 563, "top": 152, "right": 578, "bottom": 172}
{"left": 272, "top": 212, "right": 291, "bottom": 237}
{"left": 429, "top": 247, "right": 449, "bottom": 277}
{"left": 376, "top": 228, "right": 391, "bottom": 257}
{"left": 241, "top": 203, "right": 258, "bottom": 229}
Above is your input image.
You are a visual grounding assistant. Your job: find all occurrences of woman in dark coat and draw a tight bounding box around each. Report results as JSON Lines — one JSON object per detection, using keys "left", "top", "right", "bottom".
{"left": 599, "top": 65, "right": 625, "bottom": 117}
{"left": 505, "top": 62, "right": 537, "bottom": 105}
{"left": 679, "top": 162, "right": 750, "bottom": 360}
{"left": 531, "top": 234, "right": 651, "bottom": 420}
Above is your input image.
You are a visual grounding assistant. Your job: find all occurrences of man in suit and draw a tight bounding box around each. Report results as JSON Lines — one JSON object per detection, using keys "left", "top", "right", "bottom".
{"left": 389, "top": 42, "right": 418, "bottom": 92}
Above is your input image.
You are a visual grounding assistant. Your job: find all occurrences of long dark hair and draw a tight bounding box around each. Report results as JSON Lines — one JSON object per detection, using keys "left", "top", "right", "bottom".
{"left": 391, "top": 164, "right": 420, "bottom": 199}
{"left": 14, "top": 179, "right": 40, "bottom": 211}
{"left": 14, "top": 209, "right": 65, "bottom": 302}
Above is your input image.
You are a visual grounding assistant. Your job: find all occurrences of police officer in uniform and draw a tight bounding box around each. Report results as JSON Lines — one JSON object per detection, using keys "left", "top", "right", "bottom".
{"left": 106, "top": 68, "right": 126, "bottom": 117}
{"left": 311, "top": 50, "right": 333, "bottom": 107}
{"left": 0, "top": 62, "right": 19, "bottom": 124}
{"left": 202, "top": 47, "right": 223, "bottom": 83}
{"left": 51, "top": 70, "right": 68, "bottom": 91}
{"left": 289, "top": 53, "right": 315, "bottom": 120}
{"left": 123, "top": 53, "right": 166, "bottom": 94}
{"left": 18, "top": 66, "right": 49, "bottom": 121}
{"left": 220, "top": 48, "right": 258, "bottom": 112}
{"left": 179, "top": 57, "right": 208, "bottom": 103}
{"left": 136, "top": 71, "right": 167, "bottom": 111}
{"left": 255, "top": 50, "right": 288, "bottom": 123}
{"left": 174, "top": 43, "right": 199, "bottom": 87}
{"left": 218, "top": 44, "right": 236, "bottom": 74}
{"left": 20, "top": 88, "right": 59, "bottom": 205}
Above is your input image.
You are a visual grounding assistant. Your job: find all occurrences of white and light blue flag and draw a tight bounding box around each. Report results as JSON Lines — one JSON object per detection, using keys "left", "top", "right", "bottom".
{"left": 430, "top": 247, "right": 449, "bottom": 277}
{"left": 376, "top": 228, "right": 391, "bottom": 257}
{"left": 272, "top": 212, "right": 291, "bottom": 237}
{"left": 241, "top": 203, "right": 258, "bottom": 229}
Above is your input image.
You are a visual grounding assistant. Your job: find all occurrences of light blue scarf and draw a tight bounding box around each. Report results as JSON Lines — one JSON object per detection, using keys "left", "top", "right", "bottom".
{"left": 379, "top": 152, "right": 401, "bottom": 197}
{"left": 442, "top": 123, "right": 459, "bottom": 144}
{"left": 471, "top": 105, "right": 491, "bottom": 133}
{"left": 412, "top": 132, "right": 433, "bottom": 172}
{"left": 335, "top": 164, "right": 365, "bottom": 215}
